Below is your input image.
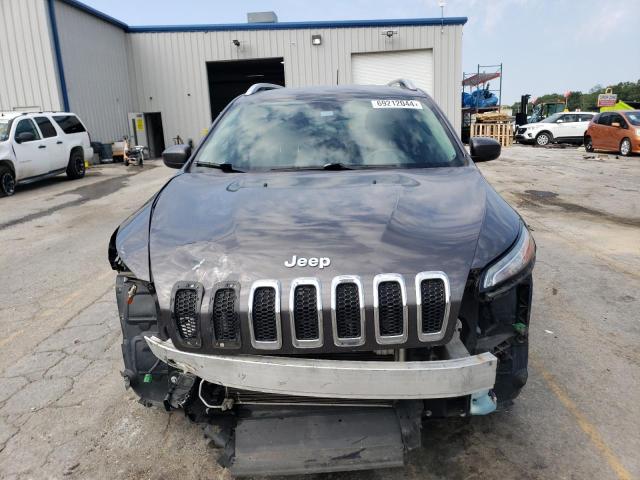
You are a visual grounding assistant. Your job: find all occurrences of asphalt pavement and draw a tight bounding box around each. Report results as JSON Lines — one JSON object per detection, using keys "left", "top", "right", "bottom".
{"left": 0, "top": 148, "right": 638, "bottom": 480}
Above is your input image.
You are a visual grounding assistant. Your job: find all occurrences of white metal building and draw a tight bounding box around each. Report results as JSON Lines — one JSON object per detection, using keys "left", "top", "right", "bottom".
{"left": 0, "top": 0, "right": 466, "bottom": 156}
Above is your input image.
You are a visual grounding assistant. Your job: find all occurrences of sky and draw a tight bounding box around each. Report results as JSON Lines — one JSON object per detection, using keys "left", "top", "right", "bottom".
{"left": 82, "top": 0, "right": 638, "bottom": 104}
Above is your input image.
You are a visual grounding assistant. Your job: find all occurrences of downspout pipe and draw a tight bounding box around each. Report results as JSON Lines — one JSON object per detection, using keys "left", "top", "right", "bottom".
{"left": 47, "top": 0, "right": 70, "bottom": 111}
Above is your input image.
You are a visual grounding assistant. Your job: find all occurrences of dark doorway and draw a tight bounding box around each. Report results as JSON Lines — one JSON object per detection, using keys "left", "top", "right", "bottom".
{"left": 206, "top": 57, "right": 285, "bottom": 121}
{"left": 144, "top": 112, "right": 165, "bottom": 158}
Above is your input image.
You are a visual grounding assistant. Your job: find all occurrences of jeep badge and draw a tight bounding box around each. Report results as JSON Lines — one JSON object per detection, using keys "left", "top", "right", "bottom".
{"left": 284, "top": 255, "right": 331, "bottom": 269}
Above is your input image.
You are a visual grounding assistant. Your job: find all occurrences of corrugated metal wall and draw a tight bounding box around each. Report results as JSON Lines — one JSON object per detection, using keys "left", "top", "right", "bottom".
{"left": 127, "top": 24, "right": 463, "bottom": 146}
{"left": 0, "top": 0, "right": 61, "bottom": 112}
{"left": 54, "top": 0, "right": 133, "bottom": 142}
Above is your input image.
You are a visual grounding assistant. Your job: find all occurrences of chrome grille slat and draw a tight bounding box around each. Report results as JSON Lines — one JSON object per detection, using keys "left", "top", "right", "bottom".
{"left": 415, "top": 271, "right": 450, "bottom": 341}
{"left": 289, "top": 278, "right": 323, "bottom": 348}
{"left": 331, "top": 275, "right": 365, "bottom": 346}
{"left": 373, "top": 274, "right": 408, "bottom": 345}
{"left": 248, "top": 280, "right": 282, "bottom": 350}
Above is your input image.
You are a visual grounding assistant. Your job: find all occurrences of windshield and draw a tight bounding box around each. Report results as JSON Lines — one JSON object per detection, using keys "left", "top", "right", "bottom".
{"left": 0, "top": 119, "right": 11, "bottom": 142}
{"left": 625, "top": 112, "right": 640, "bottom": 126}
{"left": 541, "top": 113, "right": 563, "bottom": 123}
{"left": 192, "top": 98, "right": 463, "bottom": 171}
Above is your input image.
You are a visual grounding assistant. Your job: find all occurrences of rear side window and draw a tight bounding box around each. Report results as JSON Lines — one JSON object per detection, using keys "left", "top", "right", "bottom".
{"left": 53, "top": 115, "right": 86, "bottom": 134}
{"left": 35, "top": 117, "right": 58, "bottom": 138}
{"left": 598, "top": 114, "right": 611, "bottom": 126}
{"left": 578, "top": 114, "right": 594, "bottom": 122}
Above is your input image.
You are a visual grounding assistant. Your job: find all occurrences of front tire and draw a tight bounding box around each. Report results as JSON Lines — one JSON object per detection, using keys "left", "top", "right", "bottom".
{"left": 620, "top": 138, "right": 632, "bottom": 157}
{"left": 0, "top": 166, "right": 16, "bottom": 197}
{"left": 535, "top": 132, "right": 552, "bottom": 146}
{"left": 584, "top": 135, "right": 594, "bottom": 152}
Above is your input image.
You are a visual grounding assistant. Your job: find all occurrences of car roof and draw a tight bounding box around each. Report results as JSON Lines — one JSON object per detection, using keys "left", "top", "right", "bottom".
{"left": 238, "top": 84, "right": 431, "bottom": 104}
{"left": 0, "top": 112, "right": 24, "bottom": 120}
{"left": 0, "top": 111, "right": 76, "bottom": 119}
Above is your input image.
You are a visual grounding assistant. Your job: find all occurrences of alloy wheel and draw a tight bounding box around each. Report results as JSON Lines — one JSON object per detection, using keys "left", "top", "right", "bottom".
{"left": 536, "top": 134, "right": 550, "bottom": 146}
{"left": 620, "top": 139, "right": 631, "bottom": 156}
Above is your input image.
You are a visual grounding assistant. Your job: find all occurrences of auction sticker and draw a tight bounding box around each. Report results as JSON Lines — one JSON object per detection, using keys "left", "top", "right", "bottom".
{"left": 371, "top": 99, "right": 422, "bottom": 109}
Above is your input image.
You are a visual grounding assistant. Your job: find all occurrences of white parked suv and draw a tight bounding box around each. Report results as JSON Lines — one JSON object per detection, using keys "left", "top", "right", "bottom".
{"left": 515, "top": 112, "right": 596, "bottom": 146}
{"left": 0, "top": 111, "right": 93, "bottom": 196}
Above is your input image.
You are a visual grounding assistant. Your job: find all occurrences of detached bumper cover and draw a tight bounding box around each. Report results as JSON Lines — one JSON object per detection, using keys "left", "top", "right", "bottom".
{"left": 145, "top": 336, "right": 497, "bottom": 400}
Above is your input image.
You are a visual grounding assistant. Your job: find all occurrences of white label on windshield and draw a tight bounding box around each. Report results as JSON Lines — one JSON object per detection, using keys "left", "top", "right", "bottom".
{"left": 371, "top": 99, "right": 422, "bottom": 109}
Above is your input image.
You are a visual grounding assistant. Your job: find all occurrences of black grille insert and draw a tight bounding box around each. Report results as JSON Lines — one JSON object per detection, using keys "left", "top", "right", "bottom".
{"left": 251, "top": 287, "right": 278, "bottom": 342}
{"left": 420, "top": 279, "right": 446, "bottom": 334}
{"left": 377, "top": 281, "right": 404, "bottom": 336}
{"left": 174, "top": 289, "right": 199, "bottom": 340}
{"left": 293, "top": 285, "right": 319, "bottom": 340}
{"left": 212, "top": 288, "right": 239, "bottom": 343}
{"left": 335, "top": 283, "right": 361, "bottom": 339}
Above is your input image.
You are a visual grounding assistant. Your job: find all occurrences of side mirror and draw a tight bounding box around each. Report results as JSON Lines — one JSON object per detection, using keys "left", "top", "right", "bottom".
{"left": 16, "top": 131, "right": 35, "bottom": 143}
{"left": 162, "top": 144, "right": 192, "bottom": 169}
{"left": 611, "top": 122, "right": 621, "bottom": 128}
{"left": 469, "top": 137, "right": 501, "bottom": 162}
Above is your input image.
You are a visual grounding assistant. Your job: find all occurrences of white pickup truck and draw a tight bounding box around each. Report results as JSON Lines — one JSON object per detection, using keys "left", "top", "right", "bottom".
{"left": 0, "top": 111, "right": 93, "bottom": 196}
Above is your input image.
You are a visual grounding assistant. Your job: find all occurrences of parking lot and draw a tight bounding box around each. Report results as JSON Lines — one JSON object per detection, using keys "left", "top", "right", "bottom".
{"left": 0, "top": 146, "right": 638, "bottom": 480}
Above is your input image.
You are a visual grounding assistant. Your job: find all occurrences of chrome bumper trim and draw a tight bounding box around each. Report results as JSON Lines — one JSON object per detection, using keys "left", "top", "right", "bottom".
{"left": 145, "top": 336, "right": 497, "bottom": 400}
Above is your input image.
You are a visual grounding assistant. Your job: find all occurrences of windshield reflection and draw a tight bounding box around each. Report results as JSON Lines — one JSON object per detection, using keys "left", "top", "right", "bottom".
{"left": 193, "top": 99, "right": 462, "bottom": 171}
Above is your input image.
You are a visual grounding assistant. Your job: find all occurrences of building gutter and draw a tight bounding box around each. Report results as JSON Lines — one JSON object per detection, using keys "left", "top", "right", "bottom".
{"left": 46, "top": 0, "right": 70, "bottom": 111}
{"left": 128, "top": 17, "right": 469, "bottom": 34}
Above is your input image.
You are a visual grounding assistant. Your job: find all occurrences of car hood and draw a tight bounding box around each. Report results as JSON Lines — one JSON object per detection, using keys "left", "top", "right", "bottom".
{"left": 114, "top": 167, "right": 520, "bottom": 313}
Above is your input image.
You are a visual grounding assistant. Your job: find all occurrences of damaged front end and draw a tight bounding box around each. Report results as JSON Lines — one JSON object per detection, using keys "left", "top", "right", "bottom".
{"left": 108, "top": 185, "right": 536, "bottom": 476}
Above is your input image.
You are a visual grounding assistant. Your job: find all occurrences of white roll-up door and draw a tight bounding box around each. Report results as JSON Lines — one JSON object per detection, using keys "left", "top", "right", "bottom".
{"left": 351, "top": 49, "right": 434, "bottom": 95}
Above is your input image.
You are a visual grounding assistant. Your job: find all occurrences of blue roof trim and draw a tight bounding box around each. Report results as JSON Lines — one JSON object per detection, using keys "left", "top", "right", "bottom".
{"left": 127, "top": 17, "right": 468, "bottom": 33}
{"left": 57, "top": 0, "right": 128, "bottom": 30}
{"left": 52, "top": 1, "right": 466, "bottom": 33}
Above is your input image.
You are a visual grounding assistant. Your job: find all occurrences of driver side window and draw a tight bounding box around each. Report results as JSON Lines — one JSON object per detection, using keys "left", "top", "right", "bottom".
{"left": 14, "top": 119, "right": 41, "bottom": 142}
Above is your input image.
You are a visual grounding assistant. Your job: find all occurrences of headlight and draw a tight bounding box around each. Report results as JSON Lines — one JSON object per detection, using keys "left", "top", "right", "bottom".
{"left": 481, "top": 223, "right": 536, "bottom": 291}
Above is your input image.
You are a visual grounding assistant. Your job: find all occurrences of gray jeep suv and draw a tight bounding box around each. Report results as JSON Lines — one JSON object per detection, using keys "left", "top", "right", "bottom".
{"left": 109, "top": 81, "right": 535, "bottom": 476}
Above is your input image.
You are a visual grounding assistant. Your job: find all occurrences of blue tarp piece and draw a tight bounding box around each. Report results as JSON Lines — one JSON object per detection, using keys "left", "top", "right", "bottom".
{"left": 462, "top": 89, "right": 499, "bottom": 108}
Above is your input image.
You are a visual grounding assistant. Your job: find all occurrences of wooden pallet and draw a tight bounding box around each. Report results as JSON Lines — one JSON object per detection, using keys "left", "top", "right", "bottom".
{"left": 470, "top": 122, "right": 513, "bottom": 147}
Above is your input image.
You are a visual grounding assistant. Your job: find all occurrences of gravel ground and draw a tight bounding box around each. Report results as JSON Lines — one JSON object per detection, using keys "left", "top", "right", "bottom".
{"left": 0, "top": 147, "right": 638, "bottom": 480}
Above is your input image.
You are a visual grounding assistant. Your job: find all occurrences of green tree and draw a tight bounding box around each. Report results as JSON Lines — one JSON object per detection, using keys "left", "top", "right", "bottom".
{"left": 509, "top": 79, "right": 640, "bottom": 113}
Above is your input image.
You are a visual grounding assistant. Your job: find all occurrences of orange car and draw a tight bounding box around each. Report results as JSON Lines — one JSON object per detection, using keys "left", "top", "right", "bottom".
{"left": 585, "top": 110, "right": 640, "bottom": 156}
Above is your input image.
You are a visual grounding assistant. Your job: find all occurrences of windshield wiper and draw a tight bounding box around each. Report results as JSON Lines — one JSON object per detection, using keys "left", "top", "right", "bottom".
{"left": 195, "top": 162, "right": 245, "bottom": 173}
{"left": 322, "top": 162, "right": 354, "bottom": 170}
{"left": 271, "top": 162, "right": 356, "bottom": 172}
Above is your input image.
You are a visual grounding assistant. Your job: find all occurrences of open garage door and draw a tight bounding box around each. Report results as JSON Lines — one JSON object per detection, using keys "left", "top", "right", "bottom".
{"left": 351, "top": 49, "right": 434, "bottom": 95}
{"left": 207, "top": 58, "right": 285, "bottom": 122}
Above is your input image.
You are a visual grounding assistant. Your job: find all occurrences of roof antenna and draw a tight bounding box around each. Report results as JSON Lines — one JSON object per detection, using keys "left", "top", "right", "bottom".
{"left": 439, "top": 1, "right": 446, "bottom": 33}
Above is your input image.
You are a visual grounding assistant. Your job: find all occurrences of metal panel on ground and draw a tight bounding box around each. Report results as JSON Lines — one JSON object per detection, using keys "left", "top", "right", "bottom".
{"left": 351, "top": 49, "right": 434, "bottom": 96}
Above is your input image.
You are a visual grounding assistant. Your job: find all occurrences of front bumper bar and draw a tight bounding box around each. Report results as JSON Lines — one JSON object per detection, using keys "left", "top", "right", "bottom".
{"left": 145, "top": 336, "right": 497, "bottom": 400}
